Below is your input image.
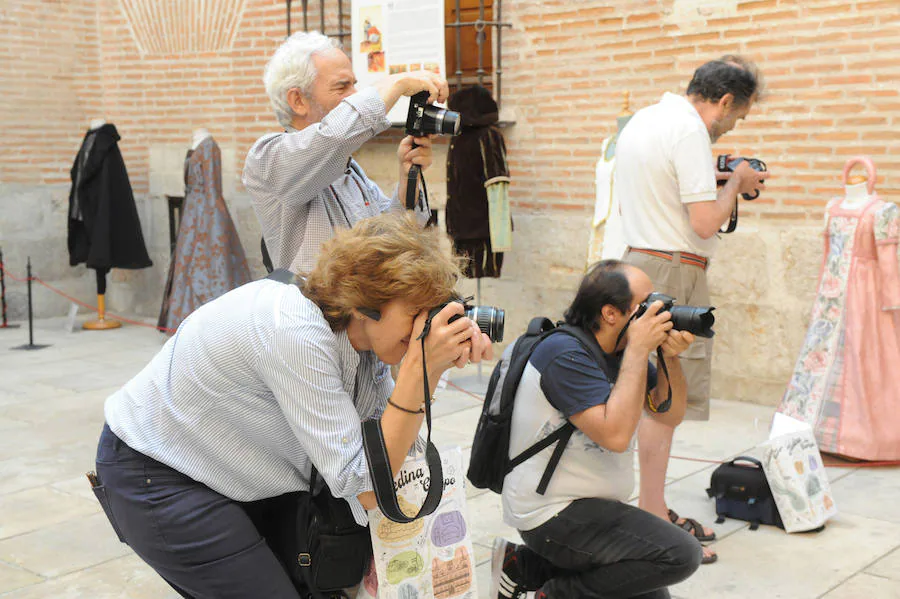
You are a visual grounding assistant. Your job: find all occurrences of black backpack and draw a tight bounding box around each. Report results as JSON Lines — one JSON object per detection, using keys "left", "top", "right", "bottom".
{"left": 466, "top": 317, "right": 611, "bottom": 495}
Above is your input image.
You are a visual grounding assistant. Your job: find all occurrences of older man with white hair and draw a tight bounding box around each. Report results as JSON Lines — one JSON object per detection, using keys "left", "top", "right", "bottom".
{"left": 243, "top": 31, "right": 449, "bottom": 274}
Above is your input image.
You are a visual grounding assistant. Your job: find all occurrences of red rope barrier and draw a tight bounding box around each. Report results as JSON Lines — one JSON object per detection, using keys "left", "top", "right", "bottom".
{"left": 0, "top": 260, "right": 30, "bottom": 283}
{"left": 0, "top": 261, "right": 176, "bottom": 334}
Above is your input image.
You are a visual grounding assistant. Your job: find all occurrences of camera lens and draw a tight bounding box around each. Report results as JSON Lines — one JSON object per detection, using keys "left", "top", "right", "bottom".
{"left": 669, "top": 306, "right": 716, "bottom": 339}
{"left": 423, "top": 105, "right": 461, "bottom": 136}
{"left": 465, "top": 305, "right": 505, "bottom": 343}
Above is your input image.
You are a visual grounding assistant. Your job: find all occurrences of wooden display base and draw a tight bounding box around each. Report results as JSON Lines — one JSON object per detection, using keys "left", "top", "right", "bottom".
{"left": 83, "top": 294, "right": 122, "bottom": 330}
{"left": 83, "top": 317, "right": 122, "bottom": 330}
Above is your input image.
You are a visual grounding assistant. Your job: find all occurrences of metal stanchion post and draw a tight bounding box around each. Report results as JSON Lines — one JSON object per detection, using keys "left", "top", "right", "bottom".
{"left": 12, "top": 257, "right": 49, "bottom": 351}
{"left": 0, "top": 247, "right": 20, "bottom": 330}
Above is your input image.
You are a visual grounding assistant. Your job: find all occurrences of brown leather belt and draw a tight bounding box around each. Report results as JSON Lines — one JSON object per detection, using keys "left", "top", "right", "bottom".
{"left": 627, "top": 248, "right": 709, "bottom": 271}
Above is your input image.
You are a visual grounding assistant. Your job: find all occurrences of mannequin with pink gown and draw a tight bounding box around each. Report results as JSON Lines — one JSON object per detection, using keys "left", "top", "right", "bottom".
{"left": 777, "top": 156, "right": 900, "bottom": 460}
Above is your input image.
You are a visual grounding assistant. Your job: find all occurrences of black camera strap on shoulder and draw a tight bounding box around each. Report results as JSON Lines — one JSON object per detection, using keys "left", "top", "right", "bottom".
{"left": 361, "top": 329, "right": 443, "bottom": 524}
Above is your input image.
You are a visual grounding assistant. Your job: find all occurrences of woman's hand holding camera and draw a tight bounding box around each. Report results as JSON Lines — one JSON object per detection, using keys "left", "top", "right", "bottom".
{"left": 408, "top": 302, "right": 492, "bottom": 378}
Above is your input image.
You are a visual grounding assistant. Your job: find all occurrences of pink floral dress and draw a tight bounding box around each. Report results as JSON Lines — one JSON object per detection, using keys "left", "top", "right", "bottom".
{"left": 778, "top": 198, "right": 900, "bottom": 460}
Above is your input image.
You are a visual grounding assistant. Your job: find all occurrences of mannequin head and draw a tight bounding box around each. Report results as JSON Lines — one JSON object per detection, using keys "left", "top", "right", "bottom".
{"left": 192, "top": 128, "right": 211, "bottom": 149}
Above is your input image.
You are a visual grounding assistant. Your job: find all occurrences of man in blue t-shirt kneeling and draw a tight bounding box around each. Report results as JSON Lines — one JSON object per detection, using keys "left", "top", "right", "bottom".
{"left": 492, "top": 259, "right": 702, "bottom": 599}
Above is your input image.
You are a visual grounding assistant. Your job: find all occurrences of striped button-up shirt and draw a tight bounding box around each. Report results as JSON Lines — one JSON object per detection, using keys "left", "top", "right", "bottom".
{"left": 105, "top": 279, "right": 393, "bottom": 525}
{"left": 243, "top": 86, "right": 426, "bottom": 274}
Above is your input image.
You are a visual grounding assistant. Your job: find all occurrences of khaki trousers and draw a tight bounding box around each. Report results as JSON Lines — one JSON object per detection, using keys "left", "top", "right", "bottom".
{"left": 623, "top": 250, "right": 713, "bottom": 421}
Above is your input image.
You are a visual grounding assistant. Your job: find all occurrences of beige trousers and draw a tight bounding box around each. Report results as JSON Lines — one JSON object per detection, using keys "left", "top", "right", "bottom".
{"left": 623, "top": 250, "right": 713, "bottom": 421}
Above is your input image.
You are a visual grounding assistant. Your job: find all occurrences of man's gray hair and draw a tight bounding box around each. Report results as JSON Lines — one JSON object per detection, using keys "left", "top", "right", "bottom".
{"left": 264, "top": 31, "right": 340, "bottom": 127}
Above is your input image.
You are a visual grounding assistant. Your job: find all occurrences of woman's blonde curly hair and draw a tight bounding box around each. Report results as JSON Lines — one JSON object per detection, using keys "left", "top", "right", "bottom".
{"left": 303, "top": 213, "right": 462, "bottom": 331}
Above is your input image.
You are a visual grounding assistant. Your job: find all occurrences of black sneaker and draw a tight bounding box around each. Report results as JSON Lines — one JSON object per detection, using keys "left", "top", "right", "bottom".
{"left": 490, "top": 537, "right": 528, "bottom": 599}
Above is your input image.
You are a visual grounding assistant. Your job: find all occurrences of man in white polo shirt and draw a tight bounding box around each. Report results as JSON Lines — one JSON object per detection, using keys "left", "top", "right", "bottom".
{"left": 615, "top": 55, "right": 769, "bottom": 564}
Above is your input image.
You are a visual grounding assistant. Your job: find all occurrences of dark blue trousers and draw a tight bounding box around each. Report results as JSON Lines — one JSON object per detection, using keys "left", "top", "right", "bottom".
{"left": 94, "top": 424, "right": 302, "bottom": 598}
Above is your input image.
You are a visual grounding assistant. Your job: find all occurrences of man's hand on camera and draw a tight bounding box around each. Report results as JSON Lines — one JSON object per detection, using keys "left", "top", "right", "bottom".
{"left": 660, "top": 330, "right": 695, "bottom": 358}
{"left": 398, "top": 135, "right": 434, "bottom": 175}
{"left": 376, "top": 71, "right": 450, "bottom": 111}
{"left": 732, "top": 160, "right": 770, "bottom": 198}
{"left": 627, "top": 301, "right": 673, "bottom": 354}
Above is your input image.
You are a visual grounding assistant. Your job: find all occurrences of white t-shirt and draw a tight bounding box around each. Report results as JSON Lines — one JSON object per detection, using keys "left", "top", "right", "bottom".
{"left": 615, "top": 92, "right": 719, "bottom": 258}
{"left": 501, "top": 334, "right": 656, "bottom": 532}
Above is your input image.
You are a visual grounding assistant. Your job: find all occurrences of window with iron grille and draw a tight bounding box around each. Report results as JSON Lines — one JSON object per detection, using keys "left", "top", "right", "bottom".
{"left": 285, "top": 0, "right": 511, "bottom": 109}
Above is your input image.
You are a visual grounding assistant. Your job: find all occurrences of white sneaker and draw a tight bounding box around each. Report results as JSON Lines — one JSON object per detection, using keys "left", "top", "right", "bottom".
{"left": 490, "top": 537, "right": 527, "bottom": 599}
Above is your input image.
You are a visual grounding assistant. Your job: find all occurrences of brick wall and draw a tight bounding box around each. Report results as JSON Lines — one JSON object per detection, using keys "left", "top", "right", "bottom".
{"left": 502, "top": 0, "right": 899, "bottom": 216}
{"left": 1, "top": 0, "right": 898, "bottom": 404}
{"left": 497, "top": 0, "right": 900, "bottom": 404}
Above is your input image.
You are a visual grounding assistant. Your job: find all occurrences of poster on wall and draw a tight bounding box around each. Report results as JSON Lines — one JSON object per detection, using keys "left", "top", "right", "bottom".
{"left": 351, "top": 0, "right": 447, "bottom": 124}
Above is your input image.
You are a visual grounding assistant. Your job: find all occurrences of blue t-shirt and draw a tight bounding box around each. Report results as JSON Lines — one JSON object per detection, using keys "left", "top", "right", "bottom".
{"left": 529, "top": 333, "right": 658, "bottom": 417}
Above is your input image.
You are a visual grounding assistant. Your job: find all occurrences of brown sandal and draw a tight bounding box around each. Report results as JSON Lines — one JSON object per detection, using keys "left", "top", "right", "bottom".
{"left": 668, "top": 509, "right": 717, "bottom": 542}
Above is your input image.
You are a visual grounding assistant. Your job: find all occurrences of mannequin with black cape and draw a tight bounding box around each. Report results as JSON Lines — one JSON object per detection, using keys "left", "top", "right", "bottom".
{"left": 68, "top": 120, "right": 153, "bottom": 329}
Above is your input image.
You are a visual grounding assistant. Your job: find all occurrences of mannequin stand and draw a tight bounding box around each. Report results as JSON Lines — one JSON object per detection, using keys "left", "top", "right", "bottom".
{"left": 83, "top": 268, "right": 122, "bottom": 330}
{"left": 12, "top": 258, "right": 49, "bottom": 350}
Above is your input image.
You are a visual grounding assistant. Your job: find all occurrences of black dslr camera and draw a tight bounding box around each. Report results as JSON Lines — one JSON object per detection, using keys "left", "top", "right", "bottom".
{"left": 405, "top": 91, "right": 461, "bottom": 137}
{"left": 402, "top": 91, "right": 462, "bottom": 212}
{"left": 716, "top": 154, "right": 767, "bottom": 201}
{"left": 634, "top": 292, "right": 715, "bottom": 339}
{"left": 424, "top": 295, "right": 505, "bottom": 343}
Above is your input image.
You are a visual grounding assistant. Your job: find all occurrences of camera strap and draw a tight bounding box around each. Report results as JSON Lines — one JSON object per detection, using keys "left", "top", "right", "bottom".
{"left": 361, "top": 331, "right": 443, "bottom": 523}
{"left": 721, "top": 204, "right": 739, "bottom": 234}
{"left": 405, "top": 163, "right": 430, "bottom": 213}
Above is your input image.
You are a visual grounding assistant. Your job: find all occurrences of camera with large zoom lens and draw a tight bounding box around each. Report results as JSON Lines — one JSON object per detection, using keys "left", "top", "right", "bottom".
{"left": 426, "top": 295, "right": 505, "bottom": 343}
{"left": 405, "top": 91, "right": 461, "bottom": 137}
{"left": 716, "top": 154, "right": 767, "bottom": 201}
{"left": 634, "top": 292, "right": 715, "bottom": 339}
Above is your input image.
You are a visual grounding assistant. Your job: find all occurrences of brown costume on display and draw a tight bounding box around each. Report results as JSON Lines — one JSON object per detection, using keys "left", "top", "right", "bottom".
{"left": 445, "top": 85, "right": 510, "bottom": 278}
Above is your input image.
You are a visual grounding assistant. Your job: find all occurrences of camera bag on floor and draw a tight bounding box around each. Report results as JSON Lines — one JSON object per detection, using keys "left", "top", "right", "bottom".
{"left": 706, "top": 456, "right": 784, "bottom": 530}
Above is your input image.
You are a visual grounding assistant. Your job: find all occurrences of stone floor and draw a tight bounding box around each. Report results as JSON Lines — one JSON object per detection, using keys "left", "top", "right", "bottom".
{"left": 1, "top": 317, "right": 899, "bottom": 598}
